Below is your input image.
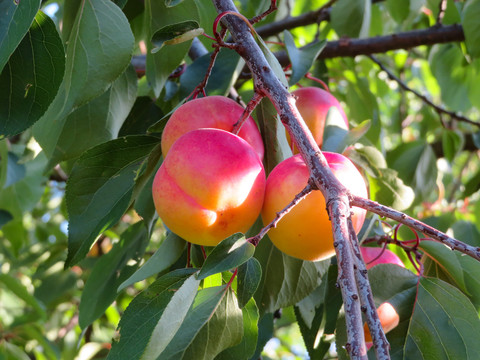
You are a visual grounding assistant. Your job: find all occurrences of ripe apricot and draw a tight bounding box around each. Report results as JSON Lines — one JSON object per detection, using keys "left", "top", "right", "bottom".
{"left": 161, "top": 95, "right": 264, "bottom": 160}
{"left": 288, "top": 87, "right": 348, "bottom": 153}
{"left": 360, "top": 246, "right": 405, "bottom": 269}
{"left": 153, "top": 128, "right": 266, "bottom": 246}
{"left": 364, "top": 302, "right": 400, "bottom": 342}
{"left": 261, "top": 152, "right": 368, "bottom": 261}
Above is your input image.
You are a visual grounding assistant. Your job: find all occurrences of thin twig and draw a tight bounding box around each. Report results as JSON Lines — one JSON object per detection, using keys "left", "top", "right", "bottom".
{"left": 351, "top": 196, "right": 480, "bottom": 261}
{"left": 232, "top": 91, "right": 265, "bottom": 135}
{"left": 247, "top": 183, "right": 313, "bottom": 246}
{"left": 368, "top": 55, "right": 480, "bottom": 128}
{"left": 249, "top": 0, "right": 278, "bottom": 25}
{"left": 436, "top": 0, "right": 447, "bottom": 24}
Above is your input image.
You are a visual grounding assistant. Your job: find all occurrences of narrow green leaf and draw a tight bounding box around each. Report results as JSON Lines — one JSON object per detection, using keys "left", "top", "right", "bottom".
{"left": 79, "top": 222, "right": 149, "bottom": 329}
{"left": 197, "top": 233, "right": 255, "bottom": 280}
{"left": 0, "top": 0, "right": 40, "bottom": 72}
{"left": 216, "top": 298, "right": 259, "bottom": 360}
{"left": 151, "top": 21, "right": 202, "bottom": 51}
{"left": 181, "top": 288, "right": 243, "bottom": 360}
{"left": 322, "top": 107, "right": 351, "bottom": 153}
{"left": 141, "top": 274, "right": 202, "bottom": 359}
{"left": 1, "top": 342, "right": 31, "bottom": 360}
{"left": 331, "top": 0, "right": 371, "bottom": 38}
{"left": 0, "top": 11, "right": 64, "bottom": 137}
{"left": 107, "top": 268, "right": 198, "bottom": 360}
{"left": 33, "top": 0, "right": 134, "bottom": 159}
{"left": 118, "top": 232, "right": 186, "bottom": 292}
{"left": 462, "top": 0, "right": 480, "bottom": 58}
{"left": 65, "top": 136, "right": 160, "bottom": 267}
{"left": 145, "top": 0, "right": 199, "bottom": 96}
{"left": 0, "top": 273, "right": 46, "bottom": 319}
{"left": 237, "top": 257, "right": 262, "bottom": 308}
{"left": 405, "top": 278, "right": 480, "bottom": 359}
{"left": 253, "top": 235, "right": 330, "bottom": 315}
{"left": 154, "top": 286, "right": 228, "bottom": 359}
{"left": 47, "top": 65, "right": 138, "bottom": 167}
{"left": 442, "top": 129, "right": 464, "bottom": 162}
{"left": 253, "top": 33, "right": 288, "bottom": 87}
{"left": 255, "top": 98, "right": 292, "bottom": 174}
{"left": 284, "top": 30, "right": 326, "bottom": 86}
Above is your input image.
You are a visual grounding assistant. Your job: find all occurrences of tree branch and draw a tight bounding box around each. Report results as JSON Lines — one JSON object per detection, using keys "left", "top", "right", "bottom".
{"left": 368, "top": 55, "right": 480, "bottom": 128}
{"left": 351, "top": 196, "right": 480, "bottom": 261}
{"left": 275, "top": 24, "right": 465, "bottom": 65}
{"left": 211, "top": 1, "right": 383, "bottom": 358}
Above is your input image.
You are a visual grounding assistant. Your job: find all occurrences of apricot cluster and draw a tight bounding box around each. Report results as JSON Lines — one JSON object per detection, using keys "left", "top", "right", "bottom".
{"left": 152, "top": 89, "right": 367, "bottom": 261}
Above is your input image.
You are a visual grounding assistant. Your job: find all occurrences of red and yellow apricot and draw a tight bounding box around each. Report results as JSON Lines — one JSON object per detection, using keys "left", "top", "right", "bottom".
{"left": 261, "top": 152, "right": 368, "bottom": 261}
{"left": 153, "top": 128, "right": 266, "bottom": 246}
{"left": 360, "top": 246, "right": 405, "bottom": 270}
{"left": 161, "top": 95, "right": 264, "bottom": 161}
{"left": 287, "top": 87, "right": 349, "bottom": 153}
{"left": 364, "top": 302, "right": 400, "bottom": 343}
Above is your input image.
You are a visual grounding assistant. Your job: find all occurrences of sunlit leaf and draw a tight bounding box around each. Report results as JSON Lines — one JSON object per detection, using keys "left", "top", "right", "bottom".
{"left": 151, "top": 21, "right": 202, "bottom": 51}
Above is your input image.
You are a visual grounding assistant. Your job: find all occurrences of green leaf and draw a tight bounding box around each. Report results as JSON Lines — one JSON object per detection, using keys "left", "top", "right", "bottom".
{"left": 284, "top": 30, "right": 325, "bottom": 86}
{"left": 386, "top": 0, "right": 410, "bottom": 23}
{"left": 4, "top": 152, "right": 26, "bottom": 188}
{"left": 166, "top": 0, "right": 186, "bottom": 7}
{"left": 366, "top": 265, "right": 419, "bottom": 358}
{"left": 107, "top": 268, "right": 198, "bottom": 360}
{"left": 151, "top": 21, "right": 202, "bottom": 51}
{"left": 322, "top": 111, "right": 370, "bottom": 154}
{"left": 331, "top": 0, "right": 371, "bottom": 38}
{"left": 255, "top": 98, "right": 292, "bottom": 174}
{"left": 405, "top": 278, "right": 480, "bottom": 359}
{"left": 295, "top": 265, "right": 343, "bottom": 360}
{"left": 46, "top": 65, "right": 138, "bottom": 167}
{"left": 197, "top": 233, "right": 255, "bottom": 280}
{"left": 118, "top": 232, "right": 186, "bottom": 292}
{"left": 251, "top": 32, "right": 288, "bottom": 87}
{"left": 387, "top": 140, "right": 437, "bottom": 199}
{"left": 462, "top": 0, "right": 480, "bottom": 58}
{"left": 442, "top": 129, "right": 465, "bottom": 162}
{"left": 0, "top": 0, "right": 40, "bottom": 72}
{"left": 420, "top": 240, "right": 469, "bottom": 295}
{"left": 1, "top": 342, "right": 31, "bottom": 360}
{"left": 237, "top": 257, "right": 262, "bottom": 308}
{"left": 79, "top": 222, "right": 149, "bottom": 329}
{"left": 181, "top": 288, "right": 243, "bottom": 360}
{"left": 65, "top": 135, "right": 160, "bottom": 267}
{"left": 0, "top": 11, "right": 64, "bottom": 137}
{"left": 216, "top": 297, "right": 259, "bottom": 360}
{"left": 179, "top": 48, "right": 243, "bottom": 98}
{"left": 368, "top": 168, "right": 415, "bottom": 211}
{"left": 33, "top": 0, "right": 134, "bottom": 160}
{"left": 0, "top": 209, "right": 13, "bottom": 229}
{"left": 145, "top": 0, "right": 199, "bottom": 97}
{"left": 0, "top": 273, "right": 46, "bottom": 320}
{"left": 429, "top": 44, "right": 471, "bottom": 112}
{"left": 253, "top": 235, "right": 330, "bottom": 315}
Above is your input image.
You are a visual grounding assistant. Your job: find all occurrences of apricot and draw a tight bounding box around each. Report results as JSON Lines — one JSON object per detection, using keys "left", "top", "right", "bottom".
{"left": 153, "top": 128, "right": 266, "bottom": 246}
{"left": 261, "top": 152, "right": 368, "bottom": 261}
{"left": 161, "top": 95, "right": 264, "bottom": 161}
{"left": 360, "top": 246, "right": 405, "bottom": 269}
{"left": 288, "top": 87, "right": 348, "bottom": 153}
{"left": 364, "top": 302, "right": 400, "bottom": 342}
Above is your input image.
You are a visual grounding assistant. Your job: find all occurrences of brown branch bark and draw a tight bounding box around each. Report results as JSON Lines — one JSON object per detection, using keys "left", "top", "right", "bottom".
{"left": 352, "top": 196, "right": 480, "bottom": 261}
{"left": 211, "top": 1, "right": 387, "bottom": 358}
{"left": 275, "top": 24, "right": 465, "bottom": 65}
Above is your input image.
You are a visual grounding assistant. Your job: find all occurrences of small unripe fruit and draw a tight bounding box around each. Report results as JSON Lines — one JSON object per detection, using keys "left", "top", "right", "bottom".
{"left": 360, "top": 247, "right": 405, "bottom": 269}
{"left": 153, "top": 129, "right": 266, "bottom": 246}
{"left": 261, "top": 152, "right": 368, "bottom": 261}
{"left": 161, "top": 95, "right": 264, "bottom": 161}
{"left": 288, "top": 87, "right": 348, "bottom": 153}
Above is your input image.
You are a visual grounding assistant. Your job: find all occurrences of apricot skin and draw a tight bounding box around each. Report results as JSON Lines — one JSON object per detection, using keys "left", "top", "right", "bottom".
{"left": 288, "top": 87, "right": 349, "bottom": 153}
{"left": 153, "top": 129, "right": 266, "bottom": 246}
{"left": 161, "top": 95, "right": 264, "bottom": 161}
{"left": 364, "top": 302, "right": 400, "bottom": 342}
{"left": 261, "top": 152, "right": 368, "bottom": 261}
{"left": 360, "top": 246, "right": 405, "bottom": 269}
